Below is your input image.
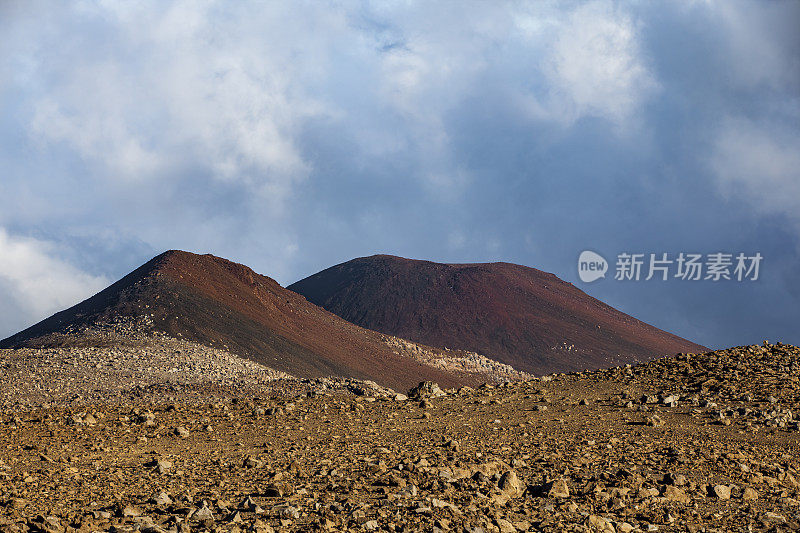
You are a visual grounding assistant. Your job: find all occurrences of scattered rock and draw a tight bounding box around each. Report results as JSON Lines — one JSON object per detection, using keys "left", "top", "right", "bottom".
{"left": 408, "top": 381, "right": 445, "bottom": 399}
{"left": 586, "top": 514, "right": 615, "bottom": 532}
{"left": 663, "top": 485, "right": 690, "bottom": 504}
{"left": 498, "top": 470, "right": 524, "bottom": 497}
{"left": 712, "top": 484, "right": 731, "bottom": 500}
{"left": 547, "top": 478, "right": 570, "bottom": 498}
{"left": 120, "top": 504, "right": 142, "bottom": 517}
{"left": 192, "top": 501, "right": 214, "bottom": 521}
{"left": 152, "top": 491, "right": 172, "bottom": 506}
{"left": 1, "top": 341, "right": 798, "bottom": 532}
{"left": 742, "top": 486, "right": 758, "bottom": 500}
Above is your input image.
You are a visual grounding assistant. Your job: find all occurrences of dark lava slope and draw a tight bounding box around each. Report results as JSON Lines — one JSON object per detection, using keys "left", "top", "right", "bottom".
{"left": 0, "top": 251, "right": 466, "bottom": 390}
{"left": 288, "top": 255, "right": 706, "bottom": 374}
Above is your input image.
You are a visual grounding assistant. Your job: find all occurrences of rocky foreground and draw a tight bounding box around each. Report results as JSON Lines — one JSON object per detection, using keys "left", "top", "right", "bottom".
{"left": 0, "top": 342, "right": 799, "bottom": 533}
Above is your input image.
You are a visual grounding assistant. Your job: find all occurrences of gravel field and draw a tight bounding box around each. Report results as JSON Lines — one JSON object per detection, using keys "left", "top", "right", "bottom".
{"left": 0, "top": 340, "right": 798, "bottom": 532}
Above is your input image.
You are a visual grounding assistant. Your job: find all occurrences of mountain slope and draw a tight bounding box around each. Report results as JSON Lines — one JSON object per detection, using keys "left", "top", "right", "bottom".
{"left": 288, "top": 255, "right": 706, "bottom": 374}
{"left": 0, "top": 251, "right": 470, "bottom": 390}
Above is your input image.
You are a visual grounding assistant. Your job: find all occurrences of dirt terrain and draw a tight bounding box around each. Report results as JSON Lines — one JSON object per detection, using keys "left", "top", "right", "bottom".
{"left": 1, "top": 341, "right": 797, "bottom": 532}
{"left": 288, "top": 255, "right": 706, "bottom": 375}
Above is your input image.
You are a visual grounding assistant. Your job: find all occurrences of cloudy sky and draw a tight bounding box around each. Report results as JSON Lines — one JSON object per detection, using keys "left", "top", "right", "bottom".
{"left": 1, "top": 1, "right": 798, "bottom": 348}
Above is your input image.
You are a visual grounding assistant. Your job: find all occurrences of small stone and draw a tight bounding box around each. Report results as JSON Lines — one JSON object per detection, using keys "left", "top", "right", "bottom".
{"left": 121, "top": 504, "right": 142, "bottom": 517}
{"left": 495, "top": 518, "right": 515, "bottom": 533}
{"left": 742, "top": 486, "right": 758, "bottom": 500}
{"left": 664, "top": 472, "right": 686, "bottom": 486}
{"left": 547, "top": 478, "right": 570, "bottom": 498}
{"left": 661, "top": 394, "right": 679, "bottom": 406}
{"left": 240, "top": 496, "right": 259, "bottom": 511}
{"left": 243, "top": 455, "right": 263, "bottom": 468}
{"left": 39, "top": 516, "right": 64, "bottom": 533}
{"left": 663, "top": 485, "right": 690, "bottom": 504}
{"left": 251, "top": 520, "right": 275, "bottom": 533}
{"left": 9, "top": 498, "right": 28, "bottom": 509}
{"left": 275, "top": 505, "right": 299, "bottom": 519}
{"left": 137, "top": 411, "right": 156, "bottom": 426}
{"left": 712, "top": 484, "right": 731, "bottom": 500}
{"left": 763, "top": 511, "right": 785, "bottom": 522}
{"left": 408, "top": 381, "right": 445, "bottom": 399}
{"left": 173, "top": 426, "right": 189, "bottom": 438}
{"left": 586, "top": 515, "right": 615, "bottom": 532}
{"left": 153, "top": 491, "right": 172, "bottom": 506}
{"left": 146, "top": 457, "right": 173, "bottom": 473}
{"left": 638, "top": 487, "right": 659, "bottom": 499}
{"left": 193, "top": 501, "right": 214, "bottom": 521}
{"left": 498, "top": 470, "right": 524, "bottom": 497}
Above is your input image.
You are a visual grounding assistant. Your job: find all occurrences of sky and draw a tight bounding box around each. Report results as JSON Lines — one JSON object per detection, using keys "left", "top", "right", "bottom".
{"left": 0, "top": 1, "right": 798, "bottom": 348}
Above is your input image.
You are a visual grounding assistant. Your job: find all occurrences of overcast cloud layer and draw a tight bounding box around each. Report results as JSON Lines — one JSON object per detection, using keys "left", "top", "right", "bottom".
{"left": 1, "top": 1, "right": 798, "bottom": 348}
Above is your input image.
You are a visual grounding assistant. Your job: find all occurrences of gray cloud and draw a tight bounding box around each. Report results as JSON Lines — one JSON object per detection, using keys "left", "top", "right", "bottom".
{"left": 709, "top": 117, "right": 800, "bottom": 232}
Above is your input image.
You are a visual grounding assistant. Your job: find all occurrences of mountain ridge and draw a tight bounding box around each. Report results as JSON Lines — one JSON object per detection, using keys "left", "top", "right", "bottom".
{"left": 288, "top": 254, "right": 707, "bottom": 374}
{"left": 0, "top": 250, "right": 479, "bottom": 390}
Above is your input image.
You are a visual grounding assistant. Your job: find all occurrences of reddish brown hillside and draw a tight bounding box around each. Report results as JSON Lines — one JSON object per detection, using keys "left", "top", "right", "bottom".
{"left": 0, "top": 251, "right": 467, "bottom": 390}
{"left": 288, "top": 255, "right": 706, "bottom": 374}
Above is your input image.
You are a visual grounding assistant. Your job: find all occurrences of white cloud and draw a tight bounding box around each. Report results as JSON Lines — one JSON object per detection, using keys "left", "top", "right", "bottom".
{"left": 24, "top": 2, "right": 329, "bottom": 202}
{"left": 31, "top": 96, "right": 165, "bottom": 180}
{"left": 0, "top": 227, "right": 109, "bottom": 337}
{"left": 709, "top": 117, "right": 800, "bottom": 227}
{"left": 545, "top": 2, "right": 658, "bottom": 126}
{"left": 8, "top": 1, "right": 662, "bottom": 215}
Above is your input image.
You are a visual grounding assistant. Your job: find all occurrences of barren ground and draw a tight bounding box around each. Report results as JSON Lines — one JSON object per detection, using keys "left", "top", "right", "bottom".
{"left": 0, "top": 342, "right": 798, "bottom": 533}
